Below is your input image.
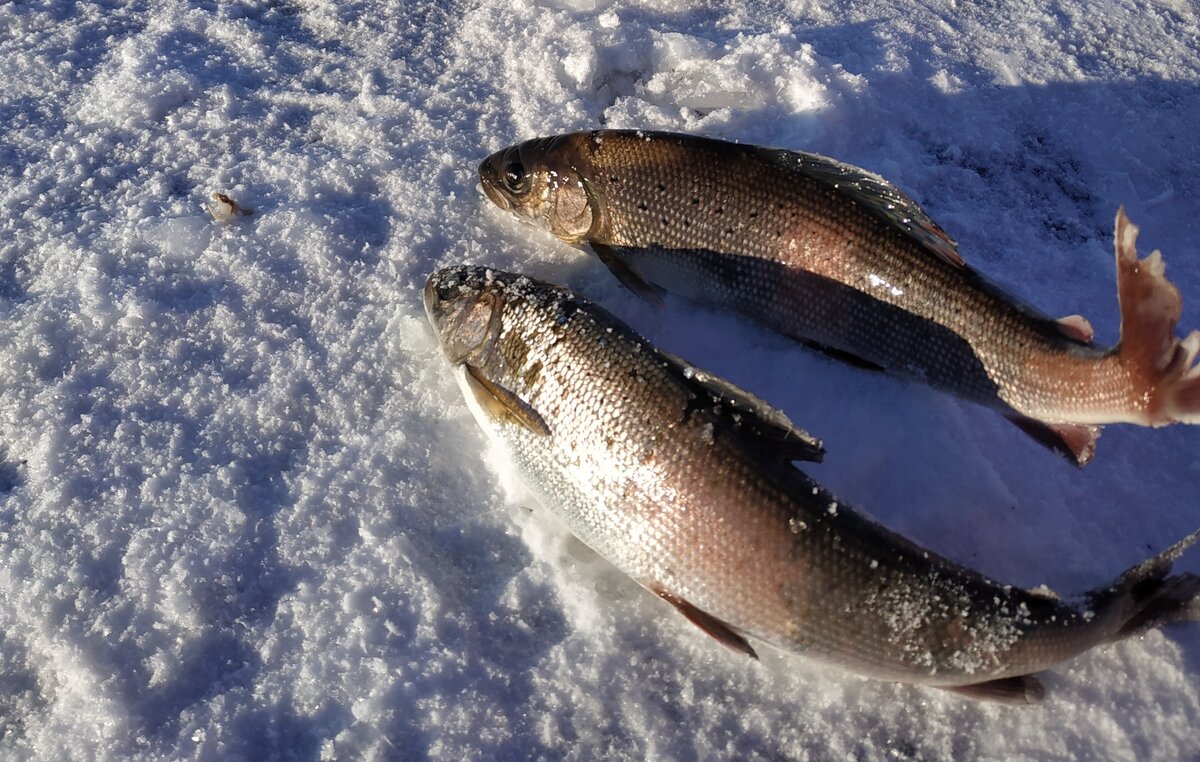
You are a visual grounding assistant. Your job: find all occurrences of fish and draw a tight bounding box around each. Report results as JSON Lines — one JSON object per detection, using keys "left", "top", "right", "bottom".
{"left": 477, "top": 130, "right": 1200, "bottom": 465}
{"left": 424, "top": 264, "right": 1200, "bottom": 704}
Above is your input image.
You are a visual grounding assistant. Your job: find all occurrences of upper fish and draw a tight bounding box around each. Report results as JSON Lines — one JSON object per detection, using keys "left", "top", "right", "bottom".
{"left": 478, "top": 130, "right": 1200, "bottom": 465}
{"left": 425, "top": 264, "right": 1200, "bottom": 704}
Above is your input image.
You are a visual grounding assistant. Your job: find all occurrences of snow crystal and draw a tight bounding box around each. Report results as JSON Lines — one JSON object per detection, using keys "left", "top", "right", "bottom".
{"left": 0, "top": 0, "right": 1197, "bottom": 759}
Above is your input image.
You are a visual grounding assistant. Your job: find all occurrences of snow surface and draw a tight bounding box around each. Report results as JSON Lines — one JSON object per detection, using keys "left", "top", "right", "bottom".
{"left": 1, "top": 0, "right": 1199, "bottom": 758}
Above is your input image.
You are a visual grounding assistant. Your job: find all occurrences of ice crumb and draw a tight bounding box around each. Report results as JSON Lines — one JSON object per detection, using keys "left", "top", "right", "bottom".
{"left": 207, "top": 192, "right": 252, "bottom": 222}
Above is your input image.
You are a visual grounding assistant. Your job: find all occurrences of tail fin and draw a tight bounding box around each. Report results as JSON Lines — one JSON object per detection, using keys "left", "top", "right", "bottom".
{"left": 1094, "top": 528, "right": 1200, "bottom": 643}
{"left": 1114, "top": 208, "right": 1200, "bottom": 425}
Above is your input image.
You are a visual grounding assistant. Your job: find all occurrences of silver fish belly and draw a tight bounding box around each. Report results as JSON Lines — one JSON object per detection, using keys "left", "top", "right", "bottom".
{"left": 425, "top": 264, "right": 1200, "bottom": 703}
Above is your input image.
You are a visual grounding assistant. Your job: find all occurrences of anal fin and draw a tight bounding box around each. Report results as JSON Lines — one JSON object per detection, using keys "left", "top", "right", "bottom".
{"left": 591, "top": 244, "right": 667, "bottom": 308}
{"left": 1045, "top": 422, "right": 1101, "bottom": 466}
{"left": 1005, "top": 415, "right": 1100, "bottom": 467}
{"left": 939, "top": 675, "right": 1045, "bottom": 704}
{"left": 652, "top": 586, "right": 758, "bottom": 659}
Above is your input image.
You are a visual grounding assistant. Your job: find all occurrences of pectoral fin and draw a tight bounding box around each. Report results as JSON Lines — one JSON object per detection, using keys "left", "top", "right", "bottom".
{"left": 939, "top": 675, "right": 1045, "bottom": 704}
{"left": 652, "top": 586, "right": 758, "bottom": 659}
{"left": 591, "top": 244, "right": 667, "bottom": 307}
{"left": 464, "top": 364, "right": 550, "bottom": 436}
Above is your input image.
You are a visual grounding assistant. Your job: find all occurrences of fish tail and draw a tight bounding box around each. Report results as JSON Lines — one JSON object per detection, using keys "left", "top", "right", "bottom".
{"left": 1095, "top": 528, "right": 1200, "bottom": 643}
{"left": 1113, "top": 207, "right": 1200, "bottom": 425}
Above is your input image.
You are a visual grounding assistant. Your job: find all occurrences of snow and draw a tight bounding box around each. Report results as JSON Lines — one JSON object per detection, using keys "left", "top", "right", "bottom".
{"left": 1, "top": 0, "right": 1198, "bottom": 758}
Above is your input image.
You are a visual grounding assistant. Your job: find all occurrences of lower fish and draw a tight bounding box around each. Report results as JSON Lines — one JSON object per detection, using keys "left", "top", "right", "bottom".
{"left": 478, "top": 130, "right": 1200, "bottom": 465}
{"left": 425, "top": 264, "right": 1200, "bottom": 703}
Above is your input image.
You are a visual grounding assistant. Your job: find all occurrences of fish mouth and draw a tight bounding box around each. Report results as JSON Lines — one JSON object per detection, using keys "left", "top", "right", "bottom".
{"left": 478, "top": 157, "right": 511, "bottom": 210}
{"left": 422, "top": 272, "right": 441, "bottom": 324}
{"left": 479, "top": 176, "right": 510, "bottom": 210}
{"left": 424, "top": 266, "right": 470, "bottom": 334}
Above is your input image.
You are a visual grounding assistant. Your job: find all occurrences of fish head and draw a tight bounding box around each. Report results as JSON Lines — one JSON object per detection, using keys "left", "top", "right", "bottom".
{"left": 425, "top": 266, "right": 557, "bottom": 437}
{"left": 479, "top": 135, "right": 596, "bottom": 244}
{"left": 424, "top": 265, "right": 508, "bottom": 368}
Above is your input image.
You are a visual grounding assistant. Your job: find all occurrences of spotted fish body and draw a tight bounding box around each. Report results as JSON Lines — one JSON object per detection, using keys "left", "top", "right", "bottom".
{"left": 479, "top": 131, "right": 1200, "bottom": 463}
{"left": 425, "top": 265, "right": 1200, "bottom": 703}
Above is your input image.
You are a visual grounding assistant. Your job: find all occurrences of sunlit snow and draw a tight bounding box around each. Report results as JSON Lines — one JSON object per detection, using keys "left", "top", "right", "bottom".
{"left": 1, "top": 0, "right": 1198, "bottom": 759}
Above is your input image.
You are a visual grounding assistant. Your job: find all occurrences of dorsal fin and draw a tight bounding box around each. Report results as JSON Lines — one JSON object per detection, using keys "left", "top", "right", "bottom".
{"left": 1025, "top": 584, "right": 1061, "bottom": 601}
{"left": 762, "top": 147, "right": 964, "bottom": 269}
{"left": 662, "top": 351, "right": 824, "bottom": 463}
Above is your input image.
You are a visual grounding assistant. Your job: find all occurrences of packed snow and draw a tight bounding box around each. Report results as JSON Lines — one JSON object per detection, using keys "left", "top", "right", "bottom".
{"left": 1, "top": 0, "right": 1198, "bottom": 758}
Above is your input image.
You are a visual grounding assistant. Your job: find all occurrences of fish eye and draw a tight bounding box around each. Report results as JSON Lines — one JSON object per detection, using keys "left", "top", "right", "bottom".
{"left": 502, "top": 161, "right": 530, "bottom": 195}
{"left": 434, "top": 272, "right": 463, "bottom": 303}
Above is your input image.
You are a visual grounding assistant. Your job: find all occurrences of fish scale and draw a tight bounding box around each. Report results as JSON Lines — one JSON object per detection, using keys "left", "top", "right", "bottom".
{"left": 425, "top": 265, "right": 1200, "bottom": 702}
{"left": 586, "top": 134, "right": 1111, "bottom": 418}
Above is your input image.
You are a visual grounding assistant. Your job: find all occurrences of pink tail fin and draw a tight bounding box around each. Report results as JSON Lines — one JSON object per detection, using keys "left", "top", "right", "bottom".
{"left": 1114, "top": 208, "right": 1200, "bottom": 425}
